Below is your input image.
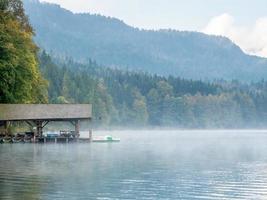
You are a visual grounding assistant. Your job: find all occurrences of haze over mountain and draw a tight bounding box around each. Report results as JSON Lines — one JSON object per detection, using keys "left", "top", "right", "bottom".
{"left": 24, "top": 0, "right": 267, "bottom": 81}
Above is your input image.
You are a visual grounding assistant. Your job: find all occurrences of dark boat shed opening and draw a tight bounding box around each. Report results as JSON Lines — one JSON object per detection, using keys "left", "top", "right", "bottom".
{"left": 0, "top": 104, "right": 92, "bottom": 137}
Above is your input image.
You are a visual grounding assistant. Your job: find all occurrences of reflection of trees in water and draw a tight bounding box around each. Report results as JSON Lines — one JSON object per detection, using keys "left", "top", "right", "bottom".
{"left": 0, "top": 176, "right": 44, "bottom": 200}
{"left": 0, "top": 145, "right": 47, "bottom": 200}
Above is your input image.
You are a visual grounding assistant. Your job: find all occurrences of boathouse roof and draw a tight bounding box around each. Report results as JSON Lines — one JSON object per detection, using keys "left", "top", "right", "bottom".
{"left": 0, "top": 104, "right": 92, "bottom": 121}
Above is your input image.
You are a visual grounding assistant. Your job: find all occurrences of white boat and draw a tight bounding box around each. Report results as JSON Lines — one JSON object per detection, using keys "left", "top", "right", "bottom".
{"left": 92, "top": 135, "right": 120, "bottom": 143}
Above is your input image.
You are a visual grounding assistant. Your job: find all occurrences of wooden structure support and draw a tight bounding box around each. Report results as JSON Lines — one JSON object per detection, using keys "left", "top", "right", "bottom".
{"left": 89, "top": 130, "right": 93, "bottom": 142}
{"left": 75, "top": 120, "right": 80, "bottom": 137}
{"left": 0, "top": 104, "right": 92, "bottom": 141}
{"left": 4, "top": 121, "right": 8, "bottom": 135}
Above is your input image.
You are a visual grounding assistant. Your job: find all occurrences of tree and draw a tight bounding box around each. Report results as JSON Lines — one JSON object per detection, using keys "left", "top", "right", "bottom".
{"left": 130, "top": 88, "right": 148, "bottom": 126}
{"left": 0, "top": 0, "right": 48, "bottom": 103}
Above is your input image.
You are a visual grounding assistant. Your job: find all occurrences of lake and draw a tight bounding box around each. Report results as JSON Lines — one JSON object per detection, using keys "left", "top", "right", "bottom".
{"left": 1, "top": 130, "right": 267, "bottom": 199}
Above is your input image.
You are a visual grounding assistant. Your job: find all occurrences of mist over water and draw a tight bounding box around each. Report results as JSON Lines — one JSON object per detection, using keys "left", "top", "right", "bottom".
{"left": 1, "top": 130, "right": 267, "bottom": 199}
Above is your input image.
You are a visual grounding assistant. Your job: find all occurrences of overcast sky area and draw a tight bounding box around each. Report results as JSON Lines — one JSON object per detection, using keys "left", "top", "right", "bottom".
{"left": 40, "top": 0, "right": 267, "bottom": 57}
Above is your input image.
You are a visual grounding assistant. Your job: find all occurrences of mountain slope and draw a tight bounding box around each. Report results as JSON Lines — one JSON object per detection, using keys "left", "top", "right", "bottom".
{"left": 23, "top": 0, "right": 267, "bottom": 81}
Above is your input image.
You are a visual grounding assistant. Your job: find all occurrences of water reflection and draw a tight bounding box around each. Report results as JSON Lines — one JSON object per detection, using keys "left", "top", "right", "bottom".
{"left": 1, "top": 130, "right": 267, "bottom": 199}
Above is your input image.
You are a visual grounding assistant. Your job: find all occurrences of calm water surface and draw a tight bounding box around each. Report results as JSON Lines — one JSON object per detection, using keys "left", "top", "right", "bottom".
{"left": 1, "top": 130, "right": 267, "bottom": 199}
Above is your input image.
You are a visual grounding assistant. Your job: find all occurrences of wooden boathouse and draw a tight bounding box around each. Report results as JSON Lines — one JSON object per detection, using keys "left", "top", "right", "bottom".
{"left": 0, "top": 104, "right": 92, "bottom": 142}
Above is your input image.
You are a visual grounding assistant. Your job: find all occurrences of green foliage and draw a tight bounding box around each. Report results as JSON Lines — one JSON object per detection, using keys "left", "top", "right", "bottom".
{"left": 39, "top": 52, "right": 267, "bottom": 128}
{"left": 0, "top": 0, "right": 47, "bottom": 103}
{"left": 2, "top": 0, "right": 266, "bottom": 130}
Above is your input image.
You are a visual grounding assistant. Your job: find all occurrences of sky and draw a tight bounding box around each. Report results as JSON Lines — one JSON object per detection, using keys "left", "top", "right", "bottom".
{"left": 40, "top": 0, "right": 267, "bottom": 58}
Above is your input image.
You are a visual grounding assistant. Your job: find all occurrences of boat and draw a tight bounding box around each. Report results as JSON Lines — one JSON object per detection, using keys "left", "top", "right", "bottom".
{"left": 92, "top": 135, "right": 120, "bottom": 143}
{"left": 3, "top": 136, "right": 12, "bottom": 143}
{"left": 12, "top": 137, "right": 23, "bottom": 143}
{"left": 12, "top": 133, "right": 25, "bottom": 143}
{"left": 46, "top": 132, "right": 59, "bottom": 138}
{"left": 23, "top": 137, "right": 32, "bottom": 143}
{"left": 24, "top": 132, "right": 34, "bottom": 143}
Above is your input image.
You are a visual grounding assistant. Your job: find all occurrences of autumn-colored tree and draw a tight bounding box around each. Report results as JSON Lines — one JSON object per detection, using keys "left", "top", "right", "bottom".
{"left": 0, "top": 0, "right": 47, "bottom": 103}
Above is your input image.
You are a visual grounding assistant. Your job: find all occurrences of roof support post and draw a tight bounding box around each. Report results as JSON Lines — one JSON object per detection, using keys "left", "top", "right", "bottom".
{"left": 89, "top": 129, "right": 92, "bottom": 142}
{"left": 4, "top": 121, "right": 9, "bottom": 135}
{"left": 75, "top": 120, "right": 80, "bottom": 138}
{"left": 35, "top": 120, "right": 43, "bottom": 138}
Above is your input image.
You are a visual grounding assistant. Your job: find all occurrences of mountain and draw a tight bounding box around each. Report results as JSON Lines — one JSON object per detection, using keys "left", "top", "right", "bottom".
{"left": 23, "top": 0, "right": 267, "bottom": 81}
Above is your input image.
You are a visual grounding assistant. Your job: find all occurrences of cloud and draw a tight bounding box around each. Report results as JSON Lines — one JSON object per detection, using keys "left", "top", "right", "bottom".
{"left": 203, "top": 13, "right": 267, "bottom": 58}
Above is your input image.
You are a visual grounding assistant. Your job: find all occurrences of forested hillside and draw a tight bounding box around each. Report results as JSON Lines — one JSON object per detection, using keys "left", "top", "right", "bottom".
{"left": 0, "top": 0, "right": 47, "bottom": 103}
{"left": 24, "top": 0, "right": 267, "bottom": 81}
{"left": 2, "top": 0, "right": 267, "bottom": 129}
{"left": 40, "top": 52, "right": 267, "bottom": 128}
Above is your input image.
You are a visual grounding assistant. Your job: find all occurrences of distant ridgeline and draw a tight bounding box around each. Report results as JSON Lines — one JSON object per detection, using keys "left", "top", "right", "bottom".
{"left": 23, "top": 0, "right": 267, "bottom": 81}
{"left": 40, "top": 52, "right": 267, "bottom": 128}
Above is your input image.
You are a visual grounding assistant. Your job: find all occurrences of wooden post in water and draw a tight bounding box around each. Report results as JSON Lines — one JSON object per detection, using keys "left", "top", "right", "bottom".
{"left": 4, "top": 121, "right": 8, "bottom": 135}
{"left": 75, "top": 120, "right": 80, "bottom": 138}
{"left": 89, "top": 130, "right": 93, "bottom": 142}
{"left": 36, "top": 120, "right": 43, "bottom": 137}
